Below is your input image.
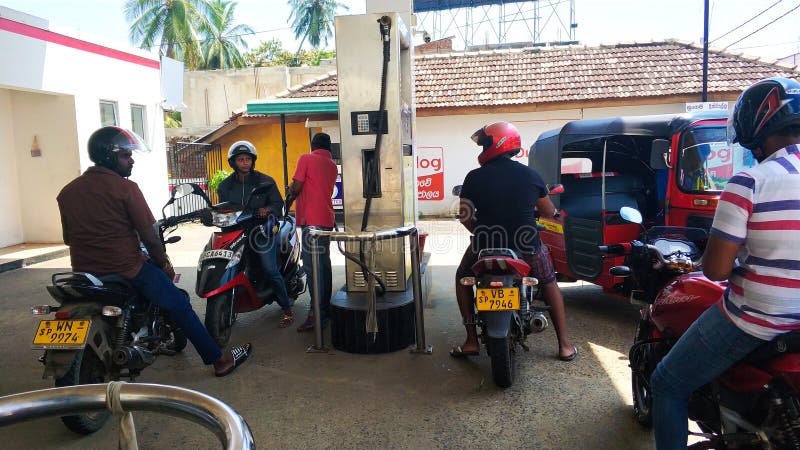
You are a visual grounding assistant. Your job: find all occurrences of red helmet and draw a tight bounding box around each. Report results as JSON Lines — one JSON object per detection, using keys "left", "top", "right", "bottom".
{"left": 472, "top": 121, "right": 521, "bottom": 166}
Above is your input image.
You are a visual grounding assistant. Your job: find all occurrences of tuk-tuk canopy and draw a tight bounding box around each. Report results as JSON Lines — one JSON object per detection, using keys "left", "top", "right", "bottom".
{"left": 554, "top": 110, "right": 729, "bottom": 146}
{"left": 529, "top": 110, "right": 730, "bottom": 189}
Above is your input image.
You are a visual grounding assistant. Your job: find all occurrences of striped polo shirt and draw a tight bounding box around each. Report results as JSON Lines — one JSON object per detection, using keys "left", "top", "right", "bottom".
{"left": 711, "top": 144, "right": 800, "bottom": 340}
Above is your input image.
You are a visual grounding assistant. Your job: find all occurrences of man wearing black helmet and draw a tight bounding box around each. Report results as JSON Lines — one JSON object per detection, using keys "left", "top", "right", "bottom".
{"left": 217, "top": 140, "right": 294, "bottom": 327}
{"left": 651, "top": 77, "right": 800, "bottom": 449}
{"left": 57, "top": 126, "right": 251, "bottom": 377}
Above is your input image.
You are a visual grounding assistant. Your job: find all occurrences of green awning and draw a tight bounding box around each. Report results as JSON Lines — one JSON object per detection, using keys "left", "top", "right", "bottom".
{"left": 247, "top": 97, "right": 339, "bottom": 115}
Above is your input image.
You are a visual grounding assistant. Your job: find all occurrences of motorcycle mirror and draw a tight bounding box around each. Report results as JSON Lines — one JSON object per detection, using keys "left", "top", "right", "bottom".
{"left": 619, "top": 207, "right": 643, "bottom": 225}
{"left": 610, "top": 266, "right": 632, "bottom": 277}
{"left": 452, "top": 185, "right": 462, "bottom": 196}
{"left": 547, "top": 183, "right": 564, "bottom": 195}
{"left": 165, "top": 235, "right": 181, "bottom": 244}
{"left": 171, "top": 184, "right": 194, "bottom": 199}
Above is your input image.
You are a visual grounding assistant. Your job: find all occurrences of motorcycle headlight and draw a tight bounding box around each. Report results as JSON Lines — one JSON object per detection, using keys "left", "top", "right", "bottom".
{"left": 212, "top": 211, "right": 241, "bottom": 227}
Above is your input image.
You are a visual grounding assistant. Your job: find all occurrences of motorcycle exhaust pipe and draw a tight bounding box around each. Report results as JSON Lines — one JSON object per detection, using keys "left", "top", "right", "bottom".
{"left": 529, "top": 312, "right": 549, "bottom": 333}
{"left": 113, "top": 345, "right": 155, "bottom": 370}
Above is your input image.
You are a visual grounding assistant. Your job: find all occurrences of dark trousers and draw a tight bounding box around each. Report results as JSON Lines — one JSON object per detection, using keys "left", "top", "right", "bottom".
{"left": 129, "top": 261, "right": 222, "bottom": 364}
{"left": 301, "top": 226, "right": 333, "bottom": 319}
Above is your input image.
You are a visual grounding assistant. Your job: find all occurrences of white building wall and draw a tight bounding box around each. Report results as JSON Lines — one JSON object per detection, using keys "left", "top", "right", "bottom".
{"left": 0, "top": 89, "right": 23, "bottom": 247}
{"left": 10, "top": 91, "right": 80, "bottom": 243}
{"left": 0, "top": 6, "right": 168, "bottom": 244}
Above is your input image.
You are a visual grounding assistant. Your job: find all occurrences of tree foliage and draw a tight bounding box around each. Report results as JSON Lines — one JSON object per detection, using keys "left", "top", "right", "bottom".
{"left": 287, "top": 0, "right": 348, "bottom": 54}
{"left": 244, "top": 38, "right": 335, "bottom": 67}
{"left": 197, "top": 0, "right": 254, "bottom": 69}
{"left": 125, "top": 0, "right": 253, "bottom": 71}
{"left": 125, "top": 0, "right": 211, "bottom": 70}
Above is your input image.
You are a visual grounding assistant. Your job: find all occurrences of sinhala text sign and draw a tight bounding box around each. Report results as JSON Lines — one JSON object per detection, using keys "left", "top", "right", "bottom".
{"left": 417, "top": 146, "right": 444, "bottom": 201}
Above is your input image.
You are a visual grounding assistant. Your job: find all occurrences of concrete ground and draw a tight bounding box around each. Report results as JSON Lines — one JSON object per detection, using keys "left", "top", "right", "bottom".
{"left": 0, "top": 220, "right": 655, "bottom": 449}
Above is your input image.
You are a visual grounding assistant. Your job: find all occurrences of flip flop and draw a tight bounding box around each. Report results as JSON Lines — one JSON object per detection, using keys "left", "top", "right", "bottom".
{"left": 449, "top": 345, "right": 479, "bottom": 358}
{"left": 278, "top": 312, "right": 295, "bottom": 328}
{"left": 215, "top": 343, "right": 252, "bottom": 377}
{"left": 559, "top": 344, "right": 578, "bottom": 362}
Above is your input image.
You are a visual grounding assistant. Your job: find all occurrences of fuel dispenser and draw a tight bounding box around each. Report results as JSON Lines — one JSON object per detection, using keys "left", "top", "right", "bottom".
{"left": 324, "top": 8, "right": 430, "bottom": 354}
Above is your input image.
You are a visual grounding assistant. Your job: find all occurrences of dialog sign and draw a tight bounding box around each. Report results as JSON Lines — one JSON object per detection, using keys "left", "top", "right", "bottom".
{"left": 417, "top": 146, "right": 444, "bottom": 201}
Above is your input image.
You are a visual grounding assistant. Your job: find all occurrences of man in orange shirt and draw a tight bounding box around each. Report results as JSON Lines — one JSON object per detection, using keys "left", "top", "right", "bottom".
{"left": 286, "top": 133, "right": 339, "bottom": 331}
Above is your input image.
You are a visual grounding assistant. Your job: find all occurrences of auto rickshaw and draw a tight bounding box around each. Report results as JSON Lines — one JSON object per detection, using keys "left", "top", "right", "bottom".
{"left": 528, "top": 111, "right": 756, "bottom": 300}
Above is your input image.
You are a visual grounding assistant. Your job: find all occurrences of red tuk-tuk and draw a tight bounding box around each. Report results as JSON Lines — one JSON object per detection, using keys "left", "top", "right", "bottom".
{"left": 529, "top": 111, "right": 756, "bottom": 299}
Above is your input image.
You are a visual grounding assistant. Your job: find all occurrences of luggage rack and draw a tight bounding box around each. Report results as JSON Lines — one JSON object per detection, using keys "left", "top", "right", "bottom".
{"left": 0, "top": 382, "right": 254, "bottom": 449}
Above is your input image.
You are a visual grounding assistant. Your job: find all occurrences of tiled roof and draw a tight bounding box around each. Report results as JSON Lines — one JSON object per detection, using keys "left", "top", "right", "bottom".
{"left": 277, "top": 41, "right": 799, "bottom": 109}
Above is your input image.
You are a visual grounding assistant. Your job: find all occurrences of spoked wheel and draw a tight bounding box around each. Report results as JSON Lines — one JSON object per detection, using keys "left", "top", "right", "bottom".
{"left": 205, "top": 293, "right": 236, "bottom": 348}
{"left": 488, "top": 336, "right": 516, "bottom": 388}
{"left": 631, "top": 320, "right": 654, "bottom": 427}
{"left": 54, "top": 350, "right": 110, "bottom": 434}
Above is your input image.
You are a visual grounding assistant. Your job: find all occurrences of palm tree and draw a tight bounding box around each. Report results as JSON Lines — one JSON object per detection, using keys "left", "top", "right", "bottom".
{"left": 287, "top": 0, "right": 348, "bottom": 55}
{"left": 199, "top": 0, "right": 254, "bottom": 69}
{"left": 124, "top": 0, "right": 212, "bottom": 70}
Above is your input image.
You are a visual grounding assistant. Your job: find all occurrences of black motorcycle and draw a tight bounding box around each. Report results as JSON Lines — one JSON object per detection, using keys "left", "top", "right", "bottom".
{"left": 29, "top": 184, "right": 202, "bottom": 434}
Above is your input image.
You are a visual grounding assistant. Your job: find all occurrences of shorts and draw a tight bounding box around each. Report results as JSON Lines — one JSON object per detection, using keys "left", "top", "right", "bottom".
{"left": 455, "top": 244, "right": 556, "bottom": 285}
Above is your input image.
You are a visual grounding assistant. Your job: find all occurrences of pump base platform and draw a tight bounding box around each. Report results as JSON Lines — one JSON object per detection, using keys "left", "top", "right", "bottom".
{"left": 330, "top": 253, "right": 430, "bottom": 354}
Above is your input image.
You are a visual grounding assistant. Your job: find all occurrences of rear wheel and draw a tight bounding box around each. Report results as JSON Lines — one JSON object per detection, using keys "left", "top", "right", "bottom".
{"left": 55, "top": 350, "right": 110, "bottom": 434}
{"left": 488, "top": 336, "right": 515, "bottom": 388}
{"left": 205, "top": 294, "right": 235, "bottom": 348}
{"left": 631, "top": 320, "right": 654, "bottom": 427}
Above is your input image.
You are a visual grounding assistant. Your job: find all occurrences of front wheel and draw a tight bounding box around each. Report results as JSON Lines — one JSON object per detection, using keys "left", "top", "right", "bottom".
{"left": 205, "top": 294, "right": 235, "bottom": 348}
{"left": 488, "top": 336, "right": 515, "bottom": 388}
{"left": 631, "top": 320, "right": 654, "bottom": 427}
{"left": 54, "top": 350, "right": 110, "bottom": 434}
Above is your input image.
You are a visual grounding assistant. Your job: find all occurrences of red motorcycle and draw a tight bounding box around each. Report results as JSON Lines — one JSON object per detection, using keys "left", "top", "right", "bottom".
{"left": 601, "top": 207, "right": 800, "bottom": 448}
{"left": 192, "top": 183, "right": 304, "bottom": 347}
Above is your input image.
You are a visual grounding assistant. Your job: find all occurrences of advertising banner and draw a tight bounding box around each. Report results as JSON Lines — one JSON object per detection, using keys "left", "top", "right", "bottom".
{"left": 417, "top": 146, "right": 444, "bottom": 201}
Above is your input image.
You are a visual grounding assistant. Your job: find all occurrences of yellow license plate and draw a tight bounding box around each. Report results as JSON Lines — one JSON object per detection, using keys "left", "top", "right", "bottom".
{"left": 476, "top": 288, "right": 520, "bottom": 311}
{"left": 32, "top": 320, "right": 90, "bottom": 349}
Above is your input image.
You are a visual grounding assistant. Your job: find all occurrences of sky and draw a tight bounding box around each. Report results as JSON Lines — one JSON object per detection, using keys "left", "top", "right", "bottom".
{"left": 1, "top": 0, "right": 799, "bottom": 62}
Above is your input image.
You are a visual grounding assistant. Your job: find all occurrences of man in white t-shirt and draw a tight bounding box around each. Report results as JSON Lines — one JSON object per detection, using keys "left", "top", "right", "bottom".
{"left": 651, "top": 77, "right": 800, "bottom": 449}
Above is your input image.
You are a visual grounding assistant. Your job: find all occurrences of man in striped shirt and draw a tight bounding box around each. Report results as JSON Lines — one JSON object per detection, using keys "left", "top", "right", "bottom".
{"left": 651, "top": 77, "right": 800, "bottom": 449}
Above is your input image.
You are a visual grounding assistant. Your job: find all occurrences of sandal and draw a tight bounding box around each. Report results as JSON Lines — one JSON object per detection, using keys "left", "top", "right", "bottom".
{"left": 449, "top": 345, "right": 479, "bottom": 358}
{"left": 215, "top": 343, "right": 252, "bottom": 377}
{"left": 559, "top": 344, "right": 578, "bottom": 362}
{"left": 279, "top": 311, "right": 294, "bottom": 328}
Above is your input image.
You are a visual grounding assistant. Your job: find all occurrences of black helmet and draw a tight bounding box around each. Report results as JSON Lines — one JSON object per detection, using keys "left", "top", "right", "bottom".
{"left": 88, "top": 126, "right": 149, "bottom": 169}
{"left": 730, "top": 77, "right": 800, "bottom": 150}
{"left": 227, "top": 140, "right": 258, "bottom": 169}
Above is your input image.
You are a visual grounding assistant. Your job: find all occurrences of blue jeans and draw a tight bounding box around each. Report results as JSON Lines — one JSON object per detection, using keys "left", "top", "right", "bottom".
{"left": 255, "top": 228, "right": 292, "bottom": 311}
{"left": 129, "top": 261, "right": 222, "bottom": 365}
{"left": 301, "top": 226, "right": 332, "bottom": 319}
{"left": 651, "top": 303, "right": 765, "bottom": 449}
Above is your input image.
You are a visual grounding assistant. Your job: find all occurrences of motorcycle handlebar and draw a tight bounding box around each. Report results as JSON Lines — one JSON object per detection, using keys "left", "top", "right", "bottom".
{"left": 162, "top": 210, "right": 203, "bottom": 229}
{"left": 598, "top": 244, "right": 628, "bottom": 255}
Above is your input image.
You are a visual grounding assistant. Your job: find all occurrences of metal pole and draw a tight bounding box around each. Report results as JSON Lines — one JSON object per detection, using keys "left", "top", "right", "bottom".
{"left": 702, "top": 0, "right": 709, "bottom": 102}
{"left": 409, "top": 228, "right": 432, "bottom": 354}
{"left": 0, "top": 383, "right": 254, "bottom": 450}
{"left": 280, "top": 113, "right": 289, "bottom": 190}
{"left": 308, "top": 231, "right": 327, "bottom": 352}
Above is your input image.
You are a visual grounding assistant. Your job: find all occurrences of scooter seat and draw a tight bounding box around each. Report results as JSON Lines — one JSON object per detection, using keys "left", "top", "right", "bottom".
{"left": 471, "top": 256, "right": 531, "bottom": 278}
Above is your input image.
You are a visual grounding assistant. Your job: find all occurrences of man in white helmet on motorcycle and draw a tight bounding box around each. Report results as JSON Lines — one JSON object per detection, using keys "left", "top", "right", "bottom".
{"left": 217, "top": 140, "right": 294, "bottom": 327}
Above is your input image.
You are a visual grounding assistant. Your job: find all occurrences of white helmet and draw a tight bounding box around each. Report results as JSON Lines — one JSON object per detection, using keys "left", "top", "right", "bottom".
{"left": 227, "top": 141, "right": 257, "bottom": 169}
